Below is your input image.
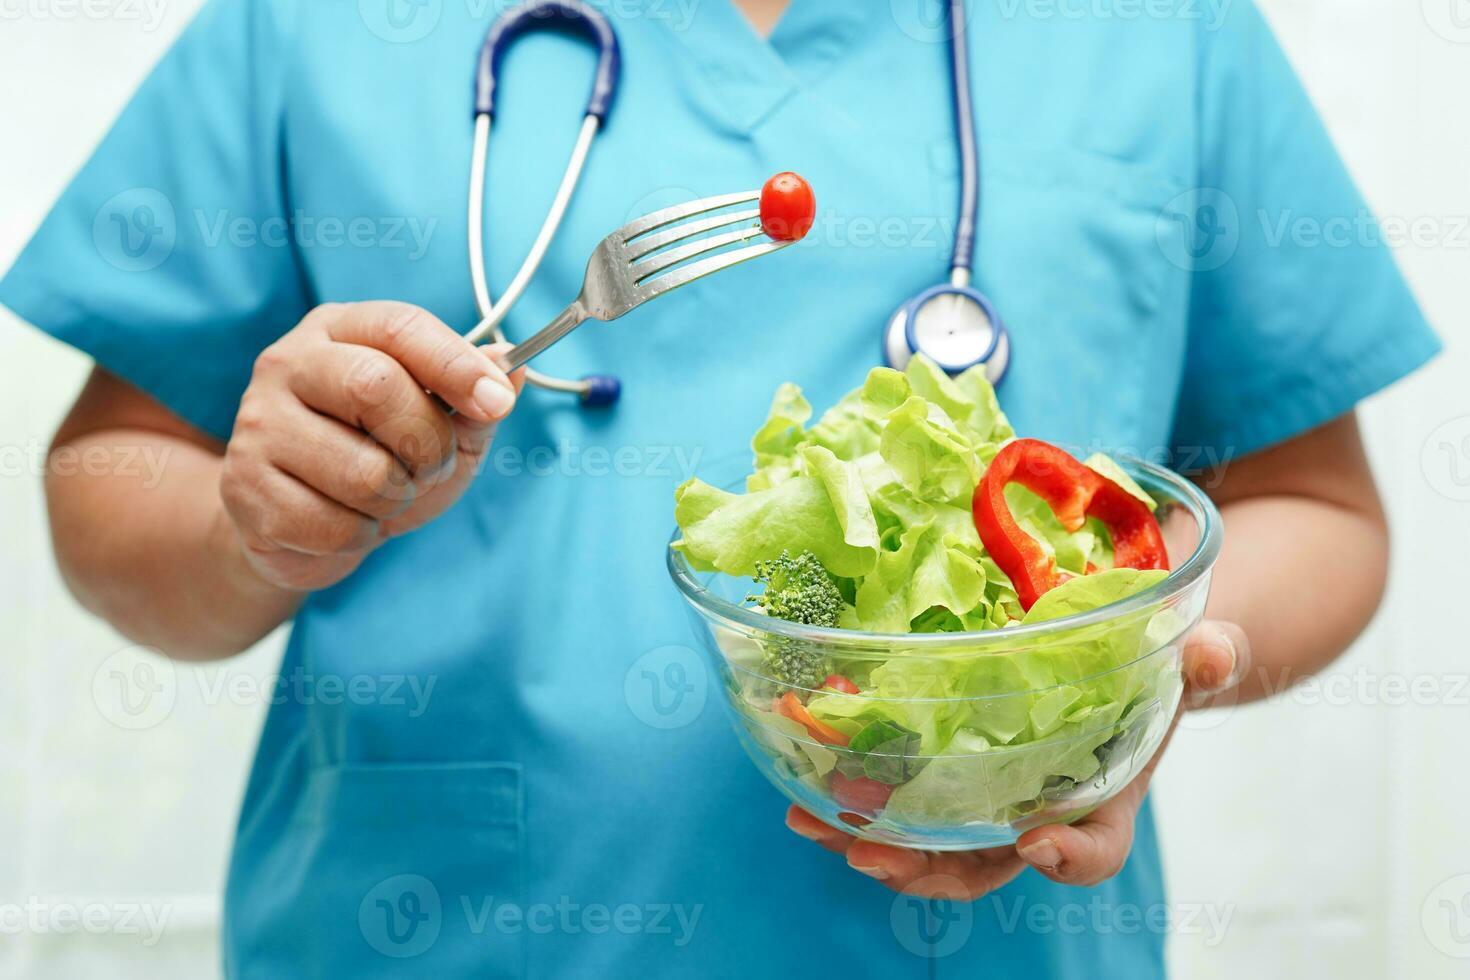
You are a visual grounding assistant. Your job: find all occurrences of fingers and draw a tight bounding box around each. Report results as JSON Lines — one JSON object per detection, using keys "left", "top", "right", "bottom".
{"left": 285, "top": 341, "right": 459, "bottom": 476}
{"left": 447, "top": 345, "right": 527, "bottom": 459}
{"left": 1016, "top": 792, "right": 1139, "bottom": 887}
{"left": 784, "top": 806, "right": 1026, "bottom": 900}
{"left": 1183, "top": 619, "right": 1249, "bottom": 706}
{"left": 482, "top": 342, "right": 528, "bottom": 396}
{"left": 221, "top": 303, "right": 525, "bottom": 593}
{"left": 222, "top": 458, "right": 380, "bottom": 566}
{"left": 843, "top": 839, "right": 933, "bottom": 889}
{"left": 316, "top": 302, "right": 517, "bottom": 422}
{"left": 784, "top": 806, "right": 853, "bottom": 855}
{"left": 847, "top": 843, "right": 1026, "bottom": 899}
{"left": 267, "top": 404, "right": 425, "bottom": 521}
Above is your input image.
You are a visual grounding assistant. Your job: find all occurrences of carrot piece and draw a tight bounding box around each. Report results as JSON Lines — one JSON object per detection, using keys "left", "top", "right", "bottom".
{"left": 774, "top": 692, "right": 851, "bottom": 747}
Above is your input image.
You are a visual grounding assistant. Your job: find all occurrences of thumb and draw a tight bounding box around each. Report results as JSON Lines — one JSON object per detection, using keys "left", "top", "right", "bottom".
{"left": 482, "top": 343, "right": 528, "bottom": 395}
{"left": 1182, "top": 619, "right": 1247, "bottom": 706}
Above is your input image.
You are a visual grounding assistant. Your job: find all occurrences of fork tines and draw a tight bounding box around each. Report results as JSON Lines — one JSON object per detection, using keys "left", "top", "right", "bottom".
{"left": 619, "top": 190, "right": 793, "bottom": 301}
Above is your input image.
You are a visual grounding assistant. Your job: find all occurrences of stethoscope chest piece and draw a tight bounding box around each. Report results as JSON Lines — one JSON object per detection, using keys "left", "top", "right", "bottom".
{"left": 884, "top": 283, "right": 1011, "bottom": 385}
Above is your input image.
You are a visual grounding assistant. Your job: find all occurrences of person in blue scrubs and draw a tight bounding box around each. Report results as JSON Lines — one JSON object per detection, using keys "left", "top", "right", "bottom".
{"left": 2, "top": 0, "right": 1438, "bottom": 976}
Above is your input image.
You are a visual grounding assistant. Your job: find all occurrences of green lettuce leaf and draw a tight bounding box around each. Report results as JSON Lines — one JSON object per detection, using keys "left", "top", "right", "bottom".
{"left": 747, "top": 383, "right": 813, "bottom": 491}
{"left": 672, "top": 465, "right": 880, "bottom": 578}
{"left": 1084, "top": 452, "right": 1157, "bottom": 511}
{"left": 877, "top": 397, "right": 982, "bottom": 504}
{"left": 805, "top": 566, "right": 1172, "bottom": 823}
{"left": 905, "top": 354, "right": 1014, "bottom": 448}
{"left": 1022, "top": 567, "right": 1168, "bottom": 624}
{"left": 852, "top": 522, "right": 987, "bottom": 633}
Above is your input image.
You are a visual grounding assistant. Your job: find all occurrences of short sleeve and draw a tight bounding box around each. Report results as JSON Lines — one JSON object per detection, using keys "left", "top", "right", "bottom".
{"left": 1169, "top": 1, "right": 1440, "bottom": 458}
{"left": 0, "top": 0, "right": 308, "bottom": 441}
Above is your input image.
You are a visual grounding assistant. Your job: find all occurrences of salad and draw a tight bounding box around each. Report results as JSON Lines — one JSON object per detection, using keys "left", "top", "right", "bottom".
{"left": 672, "top": 355, "right": 1186, "bottom": 831}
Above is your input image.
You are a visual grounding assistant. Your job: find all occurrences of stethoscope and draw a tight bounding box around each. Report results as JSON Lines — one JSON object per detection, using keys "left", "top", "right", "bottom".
{"left": 463, "top": 0, "right": 624, "bottom": 406}
{"left": 465, "top": 0, "right": 1007, "bottom": 410}
{"left": 882, "top": 0, "right": 1010, "bottom": 384}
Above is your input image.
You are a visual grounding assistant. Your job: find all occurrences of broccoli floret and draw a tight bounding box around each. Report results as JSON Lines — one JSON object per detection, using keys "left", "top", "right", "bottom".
{"left": 761, "top": 641, "right": 829, "bottom": 691}
{"left": 748, "top": 550, "right": 842, "bottom": 689}
{"left": 747, "top": 550, "right": 842, "bottom": 627}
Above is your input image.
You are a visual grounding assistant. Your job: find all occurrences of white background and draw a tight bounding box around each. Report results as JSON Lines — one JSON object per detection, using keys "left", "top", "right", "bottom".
{"left": 1, "top": 1, "right": 1467, "bottom": 977}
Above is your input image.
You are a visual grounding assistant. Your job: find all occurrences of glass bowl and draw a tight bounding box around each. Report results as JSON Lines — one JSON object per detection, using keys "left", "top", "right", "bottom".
{"left": 667, "top": 455, "right": 1221, "bottom": 851}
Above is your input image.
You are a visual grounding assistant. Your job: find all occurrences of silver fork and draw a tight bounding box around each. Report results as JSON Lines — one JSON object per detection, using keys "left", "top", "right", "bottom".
{"left": 463, "top": 190, "right": 792, "bottom": 369}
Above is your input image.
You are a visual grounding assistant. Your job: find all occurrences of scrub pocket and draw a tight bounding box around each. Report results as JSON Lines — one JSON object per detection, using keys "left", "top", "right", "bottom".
{"left": 236, "top": 762, "right": 525, "bottom": 980}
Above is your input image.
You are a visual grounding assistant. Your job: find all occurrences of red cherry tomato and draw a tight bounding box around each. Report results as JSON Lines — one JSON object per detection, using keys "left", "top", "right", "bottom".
{"left": 821, "top": 674, "right": 859, "bottom": 695}
{"left": 759, "top": 172, "right": 816, "bottom": 242}
{"left": 829, "top": 772, "right": 894, "bottom": 815}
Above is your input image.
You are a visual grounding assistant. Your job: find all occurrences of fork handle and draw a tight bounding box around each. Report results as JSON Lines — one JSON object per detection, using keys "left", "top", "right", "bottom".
{"left": 501, "top": 301, "right": 589, "bottom": 372}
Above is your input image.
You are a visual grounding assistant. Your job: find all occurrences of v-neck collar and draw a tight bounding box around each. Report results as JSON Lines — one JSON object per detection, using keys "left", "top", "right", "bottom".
{"left": 650, "top": 0, "right": 879, "bottom": 133}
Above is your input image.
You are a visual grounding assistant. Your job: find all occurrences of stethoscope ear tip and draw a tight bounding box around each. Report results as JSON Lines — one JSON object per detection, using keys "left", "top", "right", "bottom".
{"left": 579, "top": 374, "right": 622, "bottom": 408}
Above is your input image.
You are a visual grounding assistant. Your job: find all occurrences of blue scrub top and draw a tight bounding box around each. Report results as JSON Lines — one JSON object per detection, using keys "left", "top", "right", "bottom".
{"left": 2, "top": 1, "right": 1437, "bottom": 976}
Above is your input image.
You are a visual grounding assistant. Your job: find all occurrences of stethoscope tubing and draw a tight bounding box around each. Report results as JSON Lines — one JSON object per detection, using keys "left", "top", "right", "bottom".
{"left": 467, "top": 0, "right": 621, "bottom": 401}
{"left": 468, "top": 114, "right": 599, "bottom": 343}
{"left": 947, "top": 0, "right": 979, "bottom": 279}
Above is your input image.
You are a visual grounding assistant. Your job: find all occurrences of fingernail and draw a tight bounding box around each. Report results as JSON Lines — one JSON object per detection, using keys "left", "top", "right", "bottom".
{"left": 473, "top": 377, "right": 515, "bottom": 420}
{"left": 1019, "top": 838, "right": 1062, "bottom": 871}
{"left": 1219, "top": 634, "right": 1239, "bottom": 686}
{"left": 1201, "top": 631, "right": 1238, "bottom": 690}
{"left": 848, "top": 862, "right": 890, "bottom": 881}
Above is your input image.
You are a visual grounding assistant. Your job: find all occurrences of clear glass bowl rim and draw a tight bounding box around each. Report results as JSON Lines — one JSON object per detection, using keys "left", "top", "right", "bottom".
{"left": 666, "top": 453, "right": 1222, "bottom": 651}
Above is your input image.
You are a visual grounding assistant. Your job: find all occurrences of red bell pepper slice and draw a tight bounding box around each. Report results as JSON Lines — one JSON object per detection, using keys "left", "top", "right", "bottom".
{"left": 830, "top": 772, "right": 894, "bottom": 815}
{"left": 972, "top": 439, "right": 1170, "bottom": 611}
